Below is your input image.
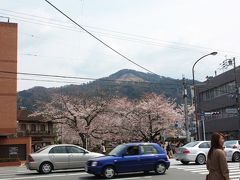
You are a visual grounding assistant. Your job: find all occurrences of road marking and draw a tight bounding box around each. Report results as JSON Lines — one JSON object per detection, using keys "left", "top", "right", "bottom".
{"left": 117, "top": 177, "right": 153, "bottom": 180}
{"left": 171, "top": 162, "right": 240, "bottom": 179}
{"left": 0, "top": 172, "right": 88, "bottom": 180}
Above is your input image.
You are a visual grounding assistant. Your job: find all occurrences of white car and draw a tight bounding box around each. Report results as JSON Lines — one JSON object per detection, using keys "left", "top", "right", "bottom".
{"left": 175, "top": 141, "right": 210, "bottom": 165}
{"left": 224, "top": 140, "right": 240, "bottom": 149}
{"left": 25, "top": 144, "right": 104, "bottom": 174}
{"left": 224, "top": 147, "right": 240, "bottom": 162}
{"left": 174, "top": 141, "right": 240, "bottom": 165}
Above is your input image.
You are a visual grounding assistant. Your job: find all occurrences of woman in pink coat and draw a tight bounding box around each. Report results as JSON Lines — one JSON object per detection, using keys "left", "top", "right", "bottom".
{"left": 206, "top": 132, "right": 230, "bottom": 180}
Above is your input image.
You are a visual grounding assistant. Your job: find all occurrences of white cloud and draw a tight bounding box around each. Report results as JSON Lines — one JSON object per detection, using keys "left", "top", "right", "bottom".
{"left": 0, "top": 0, "right": 240, "bottom": 90}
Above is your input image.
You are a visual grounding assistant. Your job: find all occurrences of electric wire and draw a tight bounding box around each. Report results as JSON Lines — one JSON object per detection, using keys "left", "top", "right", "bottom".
{"left": 0, "top": 75, "right": 184, "bottom": 92}
{"left": 5, "top": 14, "right": 240, "bottom": 60}
{"left": 0, "top": 70, "right": 183, "bottom": 86}
{"left": 1, "top": 9, "right": 240, "bottom": 57}
{"left": 44, "top": 0, "right": 156, "bottom": 75}
{"left": 1, "top": 7, "right": 239, "bottom": 89}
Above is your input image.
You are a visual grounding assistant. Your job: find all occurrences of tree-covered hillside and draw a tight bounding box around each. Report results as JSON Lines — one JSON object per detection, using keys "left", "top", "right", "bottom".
{"left": 17, "top": 69, "right": 193, "bottom": 110}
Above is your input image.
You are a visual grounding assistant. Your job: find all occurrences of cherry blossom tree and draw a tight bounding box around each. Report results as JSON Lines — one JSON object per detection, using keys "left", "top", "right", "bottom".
{"left": 32, "top": 92, "right": 184, "bottom": 150}
{"left": 118, "top": 93, "right": 184, "bottom": 142}
{"left": 35, "top": 93, "right": 110, "bottom": 148}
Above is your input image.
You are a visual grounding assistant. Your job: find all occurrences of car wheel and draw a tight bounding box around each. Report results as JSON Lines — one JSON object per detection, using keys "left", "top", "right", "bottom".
{"left": 103, "top": 166, "right": 115, "bottom": 179}
{"left": 155, "top": 162, "right": 166, "bottom": 175}
{"left": 232, "top": 152, "right": 240, "bottom": 162}
{"left": 180, "top": 160, "right": 189, "bottom": 165}
{"left": 39, "top": 162, "right": 53, "bottom": 174}
{"left": 196, "top": 154, "right": 206, "bottom": 165}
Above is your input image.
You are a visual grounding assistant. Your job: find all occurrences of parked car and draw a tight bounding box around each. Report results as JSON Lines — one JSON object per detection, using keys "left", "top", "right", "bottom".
{"left": 25, "top": 144, "right": 104, "bottom": 174}
{"left": 224, "top": 140, "right": 240, "bottom": 149}
{"left": 85, "top": 142, "right": 170, "bottom": 179}
{"left": 174, "top": 141, "right": 240, "bottom": 165}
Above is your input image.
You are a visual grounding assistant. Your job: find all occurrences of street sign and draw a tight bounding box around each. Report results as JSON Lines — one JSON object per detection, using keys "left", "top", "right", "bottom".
{"left": 226, "top": 108, "right": 237, "bottom": 114}
{"left": 198, "top": 112, "right": 205, "bottom": 116}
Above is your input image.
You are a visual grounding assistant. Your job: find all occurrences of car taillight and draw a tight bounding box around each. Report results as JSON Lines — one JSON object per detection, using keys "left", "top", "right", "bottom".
{"left": 183, "top": 149, "right": 190, "bottom": 154}
{"left": 27, "top": 155, "right": 34, "bottom": 162}
{"left": 164, "top": 155, "right": 169, "bottom": 161}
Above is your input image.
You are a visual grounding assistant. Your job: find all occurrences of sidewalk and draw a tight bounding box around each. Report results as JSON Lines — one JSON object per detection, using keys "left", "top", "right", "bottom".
{"left": 0, "top": 161, "right": 25, "bottom": 167}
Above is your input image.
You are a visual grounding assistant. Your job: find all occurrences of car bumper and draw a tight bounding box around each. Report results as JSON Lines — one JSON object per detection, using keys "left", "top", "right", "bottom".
{"left": 25, "top": 162, "right": 39, "bottom": 170}
{"left": 165, "top": 161, "right": 170, "bottom": 169}
{"left": 85, "top": 165, "right": 102, "bottom": 175}
{"left": 174, "top": 153, "right": 196, "bottom": 162}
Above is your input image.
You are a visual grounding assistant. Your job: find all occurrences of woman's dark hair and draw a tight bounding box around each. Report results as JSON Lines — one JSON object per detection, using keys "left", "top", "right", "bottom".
{"left": 207, "top": 132, "right": 224, "bottom": 159}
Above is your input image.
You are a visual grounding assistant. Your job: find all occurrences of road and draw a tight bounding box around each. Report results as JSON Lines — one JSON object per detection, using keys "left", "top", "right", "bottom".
{"left": 0, "top": 159, "right": 239, "bottom": 180}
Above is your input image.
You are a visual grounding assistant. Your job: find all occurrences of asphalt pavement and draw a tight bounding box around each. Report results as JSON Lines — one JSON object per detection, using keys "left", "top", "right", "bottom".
{"left": 0, "top": 159, "right": 239, "bottom": 180}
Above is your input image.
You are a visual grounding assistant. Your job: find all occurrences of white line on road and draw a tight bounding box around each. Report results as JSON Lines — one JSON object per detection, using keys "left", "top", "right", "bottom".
{"left": 0, "top": 172, "right": 88, "bottom": 180}
{"left": 117, "top": 177, "right": 153, "bottom": 180}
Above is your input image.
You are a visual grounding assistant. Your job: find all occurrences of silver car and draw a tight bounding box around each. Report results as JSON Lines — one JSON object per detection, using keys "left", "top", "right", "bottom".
{"left": 174, "top": 141, "right": 240, "bottom": 165}
{"left": 174, "top": 141, "right": 210, "bottom": 165}
{"left": 25, "top": 144, "right": 104, "bottom": 174}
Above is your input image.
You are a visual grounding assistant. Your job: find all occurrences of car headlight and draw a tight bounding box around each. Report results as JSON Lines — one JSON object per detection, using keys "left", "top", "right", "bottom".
{"left": 91, "top": 161, "right": 98, "bottom": 166}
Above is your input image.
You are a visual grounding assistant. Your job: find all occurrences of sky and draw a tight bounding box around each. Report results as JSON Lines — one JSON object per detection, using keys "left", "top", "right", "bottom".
{"left": 1, "top": 0, "right": 240, "bottom": 91}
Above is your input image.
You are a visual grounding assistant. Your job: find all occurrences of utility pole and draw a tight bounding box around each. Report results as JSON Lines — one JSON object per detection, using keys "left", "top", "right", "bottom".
{"left": 183, "top": 77, "right": 189, "bottom": 142}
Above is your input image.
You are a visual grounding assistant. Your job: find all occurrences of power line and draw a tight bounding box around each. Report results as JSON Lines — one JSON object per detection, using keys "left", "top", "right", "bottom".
{"left": 0, "top": 71, "right": 176, "bottom": 84}
{"left": 44, "top": 0, "right": 156, "bottom": 75}
{"left": 0, "top": 11, "right": 211, "bottom": 53}
{"left": 0, "top": 71, "right": 184, "bottom": 86}
{"left": 2, "top": 9, "right": 240, "bottom": 57}
{"left": 0, "top": 76, "right": 79, "bottom": 84}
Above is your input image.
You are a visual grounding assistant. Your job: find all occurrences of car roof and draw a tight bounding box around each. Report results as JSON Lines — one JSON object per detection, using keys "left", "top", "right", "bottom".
{"left": 45, "top": 144, "right": 85, "bottom": 149}
{"left": 122, "top": 142, "right": 159, "bottom": 146}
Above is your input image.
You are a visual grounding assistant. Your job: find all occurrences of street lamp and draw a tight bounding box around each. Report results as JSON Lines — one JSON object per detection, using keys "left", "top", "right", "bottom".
{"left": 192, "top": 52, "right": 218, "bottom": 140}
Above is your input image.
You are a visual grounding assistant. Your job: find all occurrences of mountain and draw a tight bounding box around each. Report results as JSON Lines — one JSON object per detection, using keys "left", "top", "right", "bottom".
{"left": 17, "top": 69, "right": 193, "bottom": 110}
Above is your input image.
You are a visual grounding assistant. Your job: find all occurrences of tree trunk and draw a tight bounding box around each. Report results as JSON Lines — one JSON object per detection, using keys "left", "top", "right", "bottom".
{"left": 79, "top": 133, "right": 87, "bottom": 149}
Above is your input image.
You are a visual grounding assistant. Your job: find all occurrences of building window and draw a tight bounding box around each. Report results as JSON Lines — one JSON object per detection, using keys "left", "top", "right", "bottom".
{"left": 31, "top": 124, "right": 36, "bottom": 132}
{"left": 200, "top": 81, "right": 236, "bottom": 102}
{"left": 20, "top": 124, "right": 26, "bottom": 131}
{"left": 40, "top": 124, "right": 45, "bottom": 132}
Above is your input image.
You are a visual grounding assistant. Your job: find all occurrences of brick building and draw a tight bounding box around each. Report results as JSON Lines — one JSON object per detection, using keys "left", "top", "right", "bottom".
{"left": 0, "top": 21, "right": 31, "bottom": 164}
{"left": 0, "top": 22, "right": 17, "bottom": 135}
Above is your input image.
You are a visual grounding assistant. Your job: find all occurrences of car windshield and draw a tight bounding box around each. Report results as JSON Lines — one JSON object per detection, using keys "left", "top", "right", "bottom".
{"left": 183, "top": 141, "right": 199, "bottom": 147}
{"left": 35, "top": 146, "right": 49, "bottom": 153}
{"left": 108, "top": 144, "right": 126, "bottom": 156}
{"left": 224, "top": 140, "right": 237, "bottom": 146}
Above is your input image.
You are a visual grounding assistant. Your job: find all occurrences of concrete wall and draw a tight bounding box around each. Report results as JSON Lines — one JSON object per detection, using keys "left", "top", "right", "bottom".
{"left": 0, "top": 22, "right": 17, "bottom": 135}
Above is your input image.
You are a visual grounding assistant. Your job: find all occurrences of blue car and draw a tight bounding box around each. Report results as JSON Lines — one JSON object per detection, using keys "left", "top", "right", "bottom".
{"left": 85, "top": 142, "right": 170, "bottom": 179}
